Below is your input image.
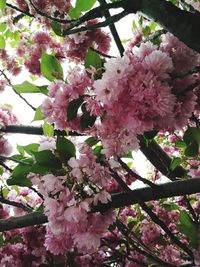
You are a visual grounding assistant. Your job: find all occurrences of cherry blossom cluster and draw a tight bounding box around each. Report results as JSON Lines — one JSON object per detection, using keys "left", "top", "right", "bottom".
{"left": 16, "top": 0, "right": 70, "bottom": 19}
{"left": 0, "top": 106, "right": 18, "bottom": 156}
{"left": 16, "top": 32, "right": 64, "bottom": 76}
{"left": 0, "top": 49, "right": 21, "bottom": 77}
{"left": 64, "top": 20, "right": 111, "bottom": 61}
{"left": 42, "top": 33, "right": 200, "bottom": 157}
{"left": 28, "top": 141, "right": 116, "bottom": 255}
{"left": 42, "top": 67, "right": 92, "bottom": 129}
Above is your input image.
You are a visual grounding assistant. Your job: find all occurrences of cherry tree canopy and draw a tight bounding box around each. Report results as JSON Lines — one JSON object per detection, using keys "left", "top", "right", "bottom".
{"left": 0, "top": 0, "right": 200, "bottom": 266}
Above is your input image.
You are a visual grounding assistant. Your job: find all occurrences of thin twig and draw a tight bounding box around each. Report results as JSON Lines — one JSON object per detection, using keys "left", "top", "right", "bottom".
{"left": 62, "top": 11, "right": 129, "bottom": 36}
{"left": 0, "top": 188, "right": 33, "bottom": 212}
{"left": 98, "top": 0, "right": 125, "bottom": 56}
{"left": 140, "top": 201, "right": 194, "bottom": 259}
{"left": 118, "top": 157, "right": 158, "bottom": 188}
{"left": 109, "top": 168, "right": 194, "bottom": 260}
{"left": 0, "top": 161, "right": 12, "bottom": 172}
{"left": 29, "top": 0, "right": 73, "bottom": 23}
{"left": 0, "top": 155, "right": 32, "bottom": 166}
{"left": 90, "top": 47, "right": 116, "bottom": 58}
{"left": 116, "top": 220, "right": 177, "bottom": 267}
{"left": 29, "top": 186, "right": 44, "bottom": 200}
{"left": 0, "top": 70, "right": 36, "bottom": 111}
{"left": 172, "top": 65, "right": 200, "bottom": 79}
{"left": 6, "top": 3, "right": 34, "bottom": 17}
{"left": 176, "top": 79, "right": 200, "bottom": 96}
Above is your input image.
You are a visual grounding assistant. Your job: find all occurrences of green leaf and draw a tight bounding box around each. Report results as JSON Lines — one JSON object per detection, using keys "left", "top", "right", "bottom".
{"left": 33, "top": 106, "right": 44, "bottom": 121}
{"left": 127, "top": 162, "right": 133, "bottom": 168}
{"left": 41, "top": 51, "right": 63, "bottom": 81}
{"left": 0, "top": 35, "right": 5, "bottom": 49}
{"left": 0, "top": 0, "right": 6, "bottom": 11}
{"left": 93, "top": 145, "right": 104, "bottom": 162}
{"left": 69, "top": 5, "right": 81, "bottom": 19}
{"left": 75, "top": 0, "right": 96, "bottom": 12}
{"left": 183, "top": 128, "right": 200, "bottom": 157}
{"left": 0, "top": 167, "right": 3, "bottom": 175}
{"left": 169, "top": 0, "right": 177, "bottom": 4}
{"left": 122, "top": 151, "right": 133, "bottom": 159}
{"left": 0, "top": 234, "right": 4, "bottom": 245}
{"left": 177, "top": 210, "right": 198, "bottom": 248}
{"left": 170, "top": 157, "right": 182, "bottom": 171}
{"left": 84, "top": 49, "right": 102, "bottom": 70}
{"left": 0, "top": 22, "right": 6, "bottom": 32}
{"left": 43, "top": 122, "right": 54, "bottom": 137}
{"left": 162, "top": 203, "right": 179, "bottom": 211}
{"left": 36, "top": 203, "right": 44, "bottom": 213}
{"left": 142, "top": 26, "right": 151, "bottom": 37}
{"left": 175, "top": 140, "right": 187, "bottom": 148}
{"left": 80, "top": 104, "right": 96, "bottom": 130}
{"left": 144, "top": 130, "right": 158, "bottom": 140}
{"left": 183, "top": 127, "right": 200, "bottom": 145}
{"left": 34, "top": 150, "right": 62, "bottom": 170}
{"left": 17, "top": 145, "right": 25, "bottom": 156}
{"left": 7, "top": 165, "right": 32, "bottom": 187}
{"left": 80, "top": 111, "right": 96, "bottom": 130}
{"left": 132, "top": 20, "right": 138, "bottom": 30}
{"left": 149, "top": 21, "right": 157, "bottom": 31}
{"left": 30, "top": 163, "right": 49, "bottom": 175}
{"left": 20, "top": 143, "right": 39, "bottom": 156}
{"left": 51, "top": 21, "right": 62, "bottom": 36}
{"left": 2, "top": 188, "right": 9, "bottom": 198}
{"left": 184, "top": 142, "right": 199, "bottom": 157}
{"left": 13, "top": 81, "right": 48, "bottom": 95}
{"left": 85, "top": 137, "right": 99, "bottom": 147}
{"left": 9, "top": 235, "right": 22, "bottom": 244}
{"left": 56, "top": 136, "right": 76, "bottom": 162}
{"left": 67, "top": 96, "right": 84, "bottom": 121}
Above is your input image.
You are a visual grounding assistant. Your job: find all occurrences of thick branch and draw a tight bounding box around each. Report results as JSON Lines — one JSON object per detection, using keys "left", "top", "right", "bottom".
{"left": 138, "top": 136, "right": 186, "bottom": 179}
{"left": 65, "top": 0, "right": 200, "bottom": 54}
{"left": 0, "top": 212, "right": 47, "bottom": 232}
{"left": 1, "top": 178, "right": 200, "bottom": 231}
{"left": 123, "top": 0, "right": 200, "bottom": 53}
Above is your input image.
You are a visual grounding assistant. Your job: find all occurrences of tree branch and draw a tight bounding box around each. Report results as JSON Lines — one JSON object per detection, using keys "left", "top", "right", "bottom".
{"left": 1, "top": 178, "right": 200, "bottom": 231}
{"left": 0, "top": 70, "right": 36, "bottom": 111}
{"left": 118, "top": 157, "right": 158, "bottom": 188}
{"left": 29, "top": 0, "right": 73, "bottom": 23}
{"left": 136, "top": 0, "right": 200, "bottom": 53}
{"left": 6, "top": 3, "right": 34, "bottom": 18}
{"left": 0, "top": 125, "right": 81, "bottom": 136}
{"left": 0, "top": 212, "right": 47, "bottom": 232}
{"left": 138, "top": 136, "right": 186, "bottom": 179}
{"left": 98, "top": 0, "right": 125, "bottom": 56}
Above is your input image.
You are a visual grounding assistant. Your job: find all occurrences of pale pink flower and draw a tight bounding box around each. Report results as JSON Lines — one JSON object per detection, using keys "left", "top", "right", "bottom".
{"left": 93, "top": 190, "right": 111, "bottom": 206}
